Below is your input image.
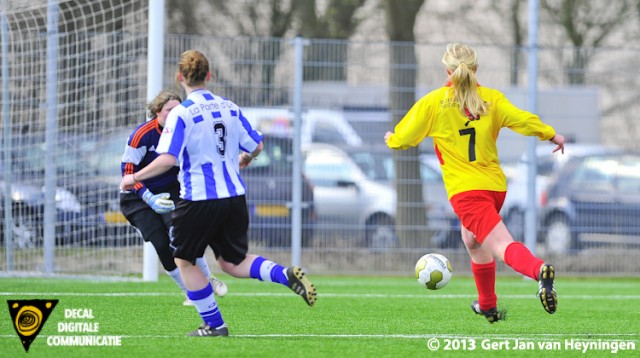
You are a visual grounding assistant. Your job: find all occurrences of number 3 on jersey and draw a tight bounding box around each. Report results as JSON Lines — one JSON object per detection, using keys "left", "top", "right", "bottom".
{"left": 458, "top": 127, "right": 476, "bottom": 162}
{"left": 214, "top": 121, "right": 226, "bottom": 157}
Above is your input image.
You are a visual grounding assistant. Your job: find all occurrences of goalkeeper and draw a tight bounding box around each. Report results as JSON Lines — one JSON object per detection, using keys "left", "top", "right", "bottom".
{"left": 120, "top": 89, "right": 227, "bottom": 305}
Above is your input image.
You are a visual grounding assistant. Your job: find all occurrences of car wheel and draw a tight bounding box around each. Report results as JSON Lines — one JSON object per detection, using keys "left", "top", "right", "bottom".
{"left": 504, "top": 208, "right": 525, "bottom": 242}
{"left": 365, "top": 214, "right": 396, "bottom": 249}
{"left": 545, "top": 215, "right": 579, "bottom": 254}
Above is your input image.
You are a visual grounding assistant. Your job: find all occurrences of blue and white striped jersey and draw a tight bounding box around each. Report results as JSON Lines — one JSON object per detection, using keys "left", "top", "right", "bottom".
{"left": 156, "top": 89, "right": 263, "bottom": 201}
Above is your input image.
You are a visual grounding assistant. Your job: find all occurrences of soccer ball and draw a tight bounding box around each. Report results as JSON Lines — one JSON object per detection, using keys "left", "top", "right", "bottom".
{"left": 415, "top": 253, "right": 453, "bottom": 290}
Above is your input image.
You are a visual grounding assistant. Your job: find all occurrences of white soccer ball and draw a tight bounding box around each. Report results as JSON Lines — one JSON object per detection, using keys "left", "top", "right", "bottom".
{"left": 415, "top": 253, "right": 453, "bottom": 290}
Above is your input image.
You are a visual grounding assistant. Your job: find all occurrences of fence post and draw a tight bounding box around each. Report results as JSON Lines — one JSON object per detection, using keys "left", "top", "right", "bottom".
{"left": 291, "top": 36, "right": 308, "bottom": 267}
{"left": 44, "top": 0, "right": 60, "bottom": 273}
{"left": 525, "top": 0, "right": 539, "bottom": 255}
{"left": 142, "top": 0, "right": 165, "bottom": 282}
{"left": 1, "top": 0, "right": 13, "bottom": 271}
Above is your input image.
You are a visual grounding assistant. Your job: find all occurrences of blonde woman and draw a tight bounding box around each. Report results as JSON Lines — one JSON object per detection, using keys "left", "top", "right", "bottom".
{"left": 385, "top": 43, "right": 564, "bottom": 322}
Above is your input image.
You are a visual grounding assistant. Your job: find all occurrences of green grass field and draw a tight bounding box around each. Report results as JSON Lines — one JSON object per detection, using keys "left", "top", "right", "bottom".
{"left": 1, "top": 274, "right": 639, "bottom": 357}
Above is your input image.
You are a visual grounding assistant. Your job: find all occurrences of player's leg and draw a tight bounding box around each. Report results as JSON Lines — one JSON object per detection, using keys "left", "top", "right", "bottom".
{"left": 122, "top": 205, "right": 188, "bottom": 294}
{"left": 482, "top": 221, "right": 557, "bottom": 314}
{"left": 451, "top": 191, "right": 509, "bottom": 321}
{"left": 172, "top": 200, "right": 227, "bottom": 337}
{"left": 215, "top": 195, "right": 317, "bottom": 307}
{"left": 462, "top": 226, "right": 497, "bottom": 307}
{"left": 194, "top": 256, "right": 228, "bottom": 298}
{"left": 461, "top": 226, "right": 501, "bottom": 322}
{"left": 217, "top": 254, "right": 316, "bottom": 307}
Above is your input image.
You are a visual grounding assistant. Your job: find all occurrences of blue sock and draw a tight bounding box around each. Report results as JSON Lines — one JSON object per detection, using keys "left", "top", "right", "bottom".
{"left": 249, "top": 256, "right": 289, "bottom": 286}
{"left": 186, "top": 283, "right": 225, "bottom": 328}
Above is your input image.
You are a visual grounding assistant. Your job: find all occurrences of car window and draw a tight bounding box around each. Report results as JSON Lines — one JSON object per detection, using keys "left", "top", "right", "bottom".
{"left": 89, "top": 134, "right": 126, "bottom": 177}
{"left": 312, "top": 121, "right": 344, "bottom": 145}
{"left": 536, "top": 156, "right": 558, "bottom": 177}
{"left": 248, "top": 137, "right": 292, "bottom": 172}
{"left": 616, "top": 156, "right": 640, "bottom": 194}
{"left": 350, "top": 152, "right": 441, "bottom": 184}
{"left": 305, "top": 159, "right": 353, "bottom": 187}
{"left": 569, "top": 157, "right": 616, "bottom": 193}
{"left": 350, "top": 152, "right": 389, "bottom": 181}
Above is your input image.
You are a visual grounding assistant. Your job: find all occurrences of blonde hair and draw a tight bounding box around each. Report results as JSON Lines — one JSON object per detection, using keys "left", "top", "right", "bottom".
{"left": 441, "top": 43, "right": 488, "bottom": 118}
{"left": 146, "top": 90, "right": 182, "bottom": 119}
{"left": 177, "top": 50, "right": 210, "bottom": 87}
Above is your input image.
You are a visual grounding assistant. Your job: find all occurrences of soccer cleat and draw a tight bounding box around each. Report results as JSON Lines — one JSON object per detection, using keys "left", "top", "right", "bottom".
{"left": 187, "top": 323, "right": 229, "bottom": 337}
{"left": 210, "top": 275, "right": 228, "bottom": 298}
{"left": 286, "top": 266, "right": 317, "bottom": 307}
{"left": 471, "top": 301, "right": 504, "bottom": 323}
{"left": 538, "top": 263, "right": 558, "bottom": 314}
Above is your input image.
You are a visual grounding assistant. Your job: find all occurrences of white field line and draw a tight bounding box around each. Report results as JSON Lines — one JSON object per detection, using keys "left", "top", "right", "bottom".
{"left": 0, "top": 333, "right": 638, "bottom": 340}
{"left": 1, "top": 292, "right": 640, "bottom": 300}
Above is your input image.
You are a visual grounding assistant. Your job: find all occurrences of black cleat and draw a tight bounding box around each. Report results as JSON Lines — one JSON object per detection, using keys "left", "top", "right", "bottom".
{"left": 187, "top": 323, "right": 229, "bottom": 337}
{"left": 286, "top": 266, "right": 317, "bottom": 307}
{"left": 538, "top": 263, "right": 558, "bottom": 314}
{"left": 471, "top": 300, "right": 504, "bottom": 323}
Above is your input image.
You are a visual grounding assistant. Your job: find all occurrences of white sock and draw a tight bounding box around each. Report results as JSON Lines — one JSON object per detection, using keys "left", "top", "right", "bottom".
{"left": 166, "top": 268, "right": 186, "bottom": 292}
{"left": 196, "top": 257, "right": 212, "bottom": 278}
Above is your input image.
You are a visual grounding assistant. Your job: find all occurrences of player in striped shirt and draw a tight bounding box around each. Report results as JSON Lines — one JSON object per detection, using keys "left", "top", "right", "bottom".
{"left": 385, "top": 43, "right": 564, "bottom": 323}
{"left": 120, "top": 50, "right": 316, "bottom": 337}
{"left": 120, "top": 90, "right": 228, "bottom": 306}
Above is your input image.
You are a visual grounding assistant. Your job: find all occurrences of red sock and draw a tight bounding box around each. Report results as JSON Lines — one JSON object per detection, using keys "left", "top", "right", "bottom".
{"left": 471, "top": 260, "right": 497, "bottom": 311}
{"left": 504, "top": 242, "right": 544, "bottom": 280}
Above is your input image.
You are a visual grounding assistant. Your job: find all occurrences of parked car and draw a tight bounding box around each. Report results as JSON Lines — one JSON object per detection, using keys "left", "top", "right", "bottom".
{"left": 501, "top": 143, "right": 621, "bottom": 242}
{"left": 0, "top": 137, "right": 87, "bottom": 248}
{"left": 540, "top": 152, "right": 640, "bottom": 254}
{"left": 303, "top": 143, "right": 396, "bottom": 248}
{"left": 347, "top": 148, "right": 461, "bottom": 248}
{"left": 242, "top": 134, "right": 316, "bottom": 247}
{"left": 17, "top": 130, "right": 142, "bottom": 246}
{"left": 240, "top": 107, "right": 363, "bottom": 148}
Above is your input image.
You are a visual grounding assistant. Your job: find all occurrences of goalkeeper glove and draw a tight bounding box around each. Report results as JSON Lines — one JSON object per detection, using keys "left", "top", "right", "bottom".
{"left": 142, "top": 190, "right": 175, "bottom": 214}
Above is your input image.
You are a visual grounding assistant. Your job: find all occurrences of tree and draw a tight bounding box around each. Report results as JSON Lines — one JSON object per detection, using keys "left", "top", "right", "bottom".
{"left": 165, "top": 0, "right": 202, "bottom": 35}
{"left": 382, "top": 0, "right": 428, "bottom": 246}
{"left": 296, "top": 0, "right": 366, "bottom": 81}
{"left": 541, "top": 0, "right": 632, "bottom": 85}
{"left": 166, "top": 0, "right": 298, "bottom": 105}
{"left": 489, "top": 0, "right": 525, "bottom": 86}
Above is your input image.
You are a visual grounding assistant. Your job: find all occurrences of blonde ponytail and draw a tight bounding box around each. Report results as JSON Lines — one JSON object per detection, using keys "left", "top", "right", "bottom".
{"left": 442, "top": 43, "right": 488, "bottom": 118}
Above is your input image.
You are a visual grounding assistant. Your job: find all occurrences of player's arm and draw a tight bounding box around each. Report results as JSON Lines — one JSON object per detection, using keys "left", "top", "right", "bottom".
{"left": 121, "top": 153, "right": 176, "bottom": 191}
{"left": 496, "top": 94, "right": 565, "bottom": 154}
{"left": 240, "top": 141, "right": 263, "bottom": 169}
{"left": 386, "top": 95, "right": 433, "bottom": 150}
{"left": 120, "top": 127, "right": 150, "bottom": 194}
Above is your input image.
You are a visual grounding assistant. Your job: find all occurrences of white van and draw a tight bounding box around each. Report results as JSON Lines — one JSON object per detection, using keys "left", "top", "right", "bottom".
{"left": 239, "top": 107, "right": 362, "bottom": 147}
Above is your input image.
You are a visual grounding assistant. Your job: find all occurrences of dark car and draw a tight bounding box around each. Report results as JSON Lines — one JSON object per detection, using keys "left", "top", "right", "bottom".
{"left": 540, "top": 152, "right": 640, "bottom": 254}
{"left": 14, "top": 130, "right": 141, "bottom": 246}
{"left": 242, "top": 135, "right": 316, "bottom": 247}
{"left": 0, "top": 136, "right": 91, "bottom": 248}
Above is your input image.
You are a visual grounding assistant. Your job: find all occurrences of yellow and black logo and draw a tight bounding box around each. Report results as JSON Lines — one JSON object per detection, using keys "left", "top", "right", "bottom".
{"left": 7, "top": 299, "right": 59, "bottom": 352}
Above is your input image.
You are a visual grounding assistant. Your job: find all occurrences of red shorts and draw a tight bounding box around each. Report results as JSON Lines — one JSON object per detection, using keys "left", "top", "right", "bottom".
{"left": 449, "top": 190, "right": 506, "bottom": 244}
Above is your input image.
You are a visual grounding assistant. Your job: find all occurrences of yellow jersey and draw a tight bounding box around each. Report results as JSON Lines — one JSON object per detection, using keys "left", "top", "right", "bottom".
{"left": 386, "top": 86, "right": 556, "bottom": 199}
